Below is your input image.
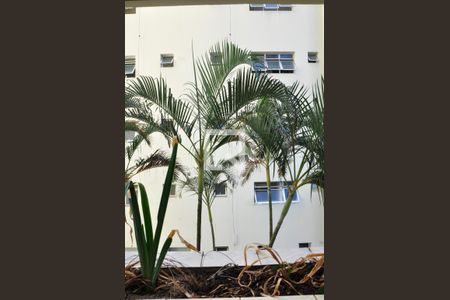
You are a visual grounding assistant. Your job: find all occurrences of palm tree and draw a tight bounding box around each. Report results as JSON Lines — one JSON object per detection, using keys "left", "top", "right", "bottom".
{"left": 268, "top": 80, "right": 324, "bottom": 247}
{"left": 302, "top": 77, "right": 324, "bottom": 193}
{"left": 125, "top": 40, "right": 286, "bottom": 250}
{"left": 125, "top": 135, "right": 171, "bottom": 182}
{"left": 235, "top": 97, "right": 286, "bottom": 242}
{"left": 178, "top": 161, "right": 236, "bottom": 250}
{"left": 124, "top": 94, "right": 185, "bottom": 183}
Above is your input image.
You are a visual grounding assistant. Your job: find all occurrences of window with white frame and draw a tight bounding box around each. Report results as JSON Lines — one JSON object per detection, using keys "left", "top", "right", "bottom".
{"left": 251, "top": 52, "right": 295, "bottom": 73}
{"left": 214, "top": 182, "right": 227, "bottom": 196}
{"left": 125, "top": 56, "right": 136, "bottom": 78}
{"left": 160, "top": 54, "right": 174, "bottom": 67}
{"left": 249, "top": 4, "right": 292, "bottom": 11}
{"left": 254, "top": 181, "right": 299, "bottom": 204}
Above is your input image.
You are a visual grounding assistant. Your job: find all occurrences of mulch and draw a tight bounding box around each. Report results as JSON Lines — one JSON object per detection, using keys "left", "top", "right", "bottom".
{"left": 125, "top": 253, "right": 324, "bottom": 299}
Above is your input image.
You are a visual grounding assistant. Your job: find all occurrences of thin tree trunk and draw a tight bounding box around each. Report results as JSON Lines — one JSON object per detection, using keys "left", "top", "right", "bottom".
{"left": 196, "top": 165, "right": 204, "bottom": 251}
{"left": 265, "top": 162, "right": 273, "bottom": 242}
{"left": 207, "top": 204, "right": 216, "bottom": 251}
{"left": 269, "top": 186, "right": 295, "bottom": 247}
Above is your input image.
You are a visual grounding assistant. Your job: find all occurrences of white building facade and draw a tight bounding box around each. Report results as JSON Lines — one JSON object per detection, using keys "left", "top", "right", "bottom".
{"left": 125, "top": 4, "right": 324, "bottom": 251}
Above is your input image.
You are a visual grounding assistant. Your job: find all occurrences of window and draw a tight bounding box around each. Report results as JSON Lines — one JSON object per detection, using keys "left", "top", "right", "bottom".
{"left": 160, "top": 54, "right": 174, "bottom": 67}
{"left": 251, "top": 52, "right": 295, "bottom": 73}
{"left": 125, "top": 56, "right": 136, "bottom": 78}
{"left": 308, "top": 52, "right": 319, "bottom": 63}
{"left": 214, "top": 182, "right": 227, "bottom": 196}
{"left": 254, "top": 181, "right": 299, "bottom": 204}
{"left": 249, "top": 4, "right": 292, "bottom": 11}
{"left": 210, "top": 52, "right": 222, "bottom": 65}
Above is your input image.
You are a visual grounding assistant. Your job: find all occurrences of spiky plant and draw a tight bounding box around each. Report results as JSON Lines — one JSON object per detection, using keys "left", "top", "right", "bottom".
{"left": 125, "top": 137, "right": 197, "bottom": 288}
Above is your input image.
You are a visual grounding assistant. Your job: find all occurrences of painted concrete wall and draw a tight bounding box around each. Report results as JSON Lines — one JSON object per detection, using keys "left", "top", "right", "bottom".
{"left": 125, "top": 4, "right": 324, "bottom": 251}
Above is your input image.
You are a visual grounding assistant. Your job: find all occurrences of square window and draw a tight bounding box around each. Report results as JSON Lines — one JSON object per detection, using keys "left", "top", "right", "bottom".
{"left": 214, "top": 182, "right": 226, "bottom": 196}
{"left": 308, "top": 52, "right": 319, "bottom": 63}
{"left": 161, "top": 54, "right": 174, "bottom": 67}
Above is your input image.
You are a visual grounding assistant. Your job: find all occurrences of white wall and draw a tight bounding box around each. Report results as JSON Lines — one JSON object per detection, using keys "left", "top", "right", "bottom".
{"left": 125, "top": 4, "right": 324, "bottom": 251}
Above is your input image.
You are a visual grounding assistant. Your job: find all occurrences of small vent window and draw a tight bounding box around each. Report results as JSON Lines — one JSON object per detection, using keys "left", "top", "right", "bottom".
{"left": 125, "top": 56, "right": 136, "bottom": 78}
{"left": 308, "top": 52, "right": 319, "bottom": 63}
{"left": 161, "top": 54, "right": 174, "bottom": 67}
{"left": 299, "top": 242, "right": 311, "bottom": 248}
{"left": 214, "top": 182, "right": 227, "bottom": 196}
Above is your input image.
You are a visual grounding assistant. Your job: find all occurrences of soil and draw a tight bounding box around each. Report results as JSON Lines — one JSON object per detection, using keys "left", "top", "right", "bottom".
{"left": 125, "top": 262, "right": 324, "bottom": 299}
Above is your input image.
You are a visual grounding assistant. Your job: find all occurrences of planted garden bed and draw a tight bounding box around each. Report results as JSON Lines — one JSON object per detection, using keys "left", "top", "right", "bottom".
{"left": 125, "top": 254, "right": 324, "bottom": 299}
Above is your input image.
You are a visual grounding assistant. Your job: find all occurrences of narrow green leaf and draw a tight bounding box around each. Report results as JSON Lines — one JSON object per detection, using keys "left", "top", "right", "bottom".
{"left": 152, "top": 236, "right": 173, "bottom": 286}
{"left": 137, "top": 183, "right": 154, "bottom": 256}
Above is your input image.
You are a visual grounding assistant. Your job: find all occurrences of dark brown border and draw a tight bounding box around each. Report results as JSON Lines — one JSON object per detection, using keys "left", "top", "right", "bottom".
{"left": 3, "top": 1, "right": 450, "bottom": 299}
{"left": 2, "top": 0, "right": 124, "bottom": 299}
{"left": 326, "top": 1, "right": 450, "bottom": 299}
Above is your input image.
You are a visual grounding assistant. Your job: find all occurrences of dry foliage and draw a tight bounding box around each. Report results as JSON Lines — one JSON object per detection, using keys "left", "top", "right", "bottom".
{"left": 125, "top": 244, "right": 324, "bottom": 299}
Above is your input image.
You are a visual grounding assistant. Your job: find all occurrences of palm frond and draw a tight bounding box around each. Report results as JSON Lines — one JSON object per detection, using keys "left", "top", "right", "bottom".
{"left": 126, "top": 76, "right": 195, "bottom": 138}
{"left": 195, "top": 40, "right": 252, "bottom": 100}
{"left": 125, "top": 149, "right": 186, "bottom": 182}
{"left": 205, "top": 68, "right": 286, "bottom": 129}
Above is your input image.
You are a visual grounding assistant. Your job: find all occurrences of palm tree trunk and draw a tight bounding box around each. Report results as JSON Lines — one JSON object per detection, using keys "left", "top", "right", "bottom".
{"left": 265, "top": 162, "right": 273, "bottom": 242}
{"left": 269, "top": 186, "right": 295, "bottom": 247}
{"left": 207, "top": 204, "right": 216, "bottom": 250}
{"left": 196, "top": 165, "right": 204, "bottom": 251}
